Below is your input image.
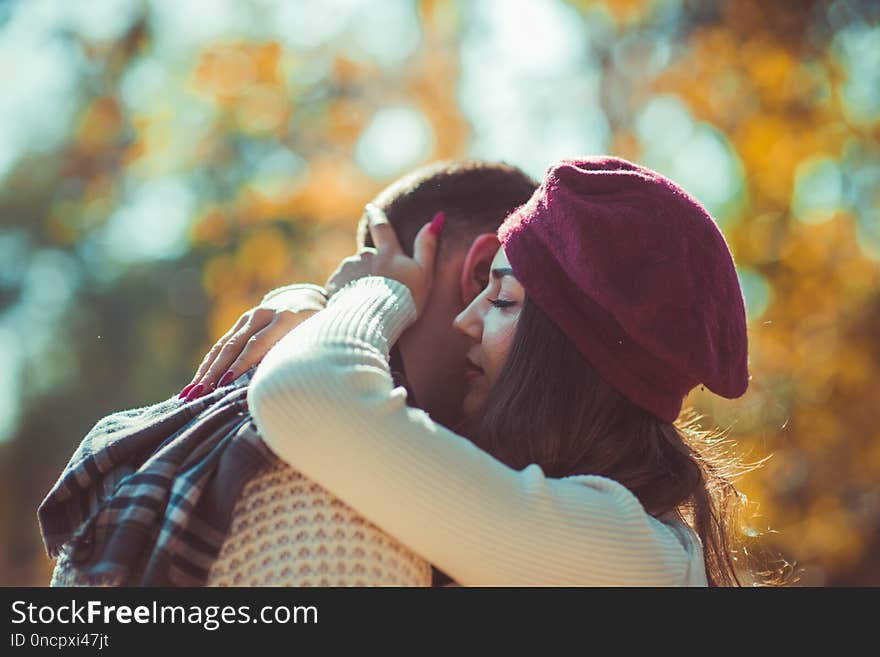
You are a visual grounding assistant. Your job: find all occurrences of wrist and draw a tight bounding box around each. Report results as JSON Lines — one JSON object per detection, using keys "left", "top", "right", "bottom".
{"left": 327, "top": 277, "right": 418, "bottom": 350}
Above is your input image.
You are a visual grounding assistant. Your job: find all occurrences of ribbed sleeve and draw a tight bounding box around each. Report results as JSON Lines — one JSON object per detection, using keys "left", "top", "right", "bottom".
{"left": 248, "top": 276, "right": 706, "bottom": 586}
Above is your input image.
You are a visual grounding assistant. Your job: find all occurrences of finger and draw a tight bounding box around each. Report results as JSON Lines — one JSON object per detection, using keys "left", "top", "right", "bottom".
{"left": 413, "top": 212, "right": 444, "bottom": 277}
{"left": 223, "top": 313, "right": 316, "bottom": 384}
{"left": 365, "top": 203, "right": 402, "bottom": 254}
{"left": 188, "top": 312, "right": 272, "bottom": 399}
{"left": 188, "top": 336, "right": 249, "bottom": 399}
{"left": 179, "top": 314, "right": 248, "bottom": 398}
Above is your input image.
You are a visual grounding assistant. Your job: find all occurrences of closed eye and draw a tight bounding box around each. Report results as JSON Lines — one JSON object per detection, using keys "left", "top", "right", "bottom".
{"left": 489, "top": 298, "right": 516, "bottom": 308}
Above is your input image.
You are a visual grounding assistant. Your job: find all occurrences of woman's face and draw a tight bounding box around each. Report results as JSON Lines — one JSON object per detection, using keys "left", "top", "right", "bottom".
{"left": 452, "top": 245, "right": 525, "bottom": 418}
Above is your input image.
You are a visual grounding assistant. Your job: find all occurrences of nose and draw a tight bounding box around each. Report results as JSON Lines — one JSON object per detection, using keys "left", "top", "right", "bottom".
{"left": 453, "top": 295, "right": 483, "bottom": 342}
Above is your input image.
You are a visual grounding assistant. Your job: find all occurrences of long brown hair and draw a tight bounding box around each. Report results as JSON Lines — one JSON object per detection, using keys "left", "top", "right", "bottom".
{"left": 458, "top": 296, "right": 782, "bottom": 587}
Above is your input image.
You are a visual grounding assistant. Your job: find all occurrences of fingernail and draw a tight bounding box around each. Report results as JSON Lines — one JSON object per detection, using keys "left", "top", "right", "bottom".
{"left": 185, "top": 384, "right": 204, "bottom": 401}
{"left": 219, "top": 371, "right": 235, "bottom": 387}
{"left": 428, "top": 211, "right": 445, "bottom": 236}
{"left": 178, "top": 383, "right": 195, "bottom": 399}
{"left": 365, "top": 203, "right": 388, "bottom": 226}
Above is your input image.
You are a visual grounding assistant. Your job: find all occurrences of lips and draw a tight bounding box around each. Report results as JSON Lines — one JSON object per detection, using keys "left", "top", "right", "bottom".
{"left": 465, "top": 358, "right": 484, "bottom": 378}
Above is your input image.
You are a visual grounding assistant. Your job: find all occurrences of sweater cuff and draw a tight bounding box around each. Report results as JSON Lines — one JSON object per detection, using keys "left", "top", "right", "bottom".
{"left": 322, "top": 277, "right": 418, "bottom": 358}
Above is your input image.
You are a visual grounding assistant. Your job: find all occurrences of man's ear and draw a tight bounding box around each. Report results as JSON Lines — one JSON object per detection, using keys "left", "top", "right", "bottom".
{"left": 459, "top": 233, "right": 500, "bottom": 306}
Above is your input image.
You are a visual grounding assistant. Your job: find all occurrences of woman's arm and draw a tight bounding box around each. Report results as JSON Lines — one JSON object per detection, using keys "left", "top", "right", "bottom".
{"left": 248, "top": 277, "right": 697, "bottom": 586}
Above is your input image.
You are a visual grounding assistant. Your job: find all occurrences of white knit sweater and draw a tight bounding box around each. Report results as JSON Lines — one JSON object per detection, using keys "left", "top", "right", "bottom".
{"left": 247, "top": 277, "right": 709, "bottom": 586}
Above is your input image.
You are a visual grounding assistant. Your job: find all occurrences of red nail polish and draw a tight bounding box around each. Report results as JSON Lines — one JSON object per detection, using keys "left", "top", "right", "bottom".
{"left": 428, "top": 211, "right": 445, "bottom": 236}
{"left": 219, "top": 371, "right": 235, "bottom": 387}
{"left": 178, "top": 383, "right": 195, "bottom": 399}
{"left": 185, "top": 384, "right": 204, "bottom": 401}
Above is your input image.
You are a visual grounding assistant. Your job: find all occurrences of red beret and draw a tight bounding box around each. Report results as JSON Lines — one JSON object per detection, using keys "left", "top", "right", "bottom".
{"left": 498, "top": 157, "right": 750, "bottom": 423}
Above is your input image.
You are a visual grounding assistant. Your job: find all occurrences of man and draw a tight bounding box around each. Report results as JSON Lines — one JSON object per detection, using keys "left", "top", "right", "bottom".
{"left": 184, "top": 160, "right": 536, "bottom": 431}
{"left": 40, "top": 159, "right": 537, "bottom": 586}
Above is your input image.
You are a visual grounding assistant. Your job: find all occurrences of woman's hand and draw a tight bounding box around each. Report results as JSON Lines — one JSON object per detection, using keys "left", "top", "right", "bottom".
{"left": 324, "top": 250, "right": 378, "bottom": 298}
{"left": 179, "top": 305, "right": 319, "bottom": 401}
{"left": 325, "top": 204, "right": 444, "bottom": 314}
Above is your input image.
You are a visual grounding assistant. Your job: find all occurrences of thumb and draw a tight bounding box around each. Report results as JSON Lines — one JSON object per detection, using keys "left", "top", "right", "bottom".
{"left": 413, "top": 211, "right": 445, "bottom": 276}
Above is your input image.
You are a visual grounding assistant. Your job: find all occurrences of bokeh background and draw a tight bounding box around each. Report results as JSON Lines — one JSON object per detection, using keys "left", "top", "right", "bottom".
{"left": 1, "top": 0, "right": 878, "bottom": 586}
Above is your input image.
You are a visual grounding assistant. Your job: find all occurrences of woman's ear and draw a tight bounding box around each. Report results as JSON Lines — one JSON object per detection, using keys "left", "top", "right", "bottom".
{"left": 459, "top": 233, "right": 501, "bottom": 306}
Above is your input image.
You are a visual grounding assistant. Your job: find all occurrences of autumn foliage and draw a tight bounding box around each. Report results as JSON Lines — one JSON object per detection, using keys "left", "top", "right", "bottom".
{"left": 0, "top": 0, "right": 878, "bottom": 586}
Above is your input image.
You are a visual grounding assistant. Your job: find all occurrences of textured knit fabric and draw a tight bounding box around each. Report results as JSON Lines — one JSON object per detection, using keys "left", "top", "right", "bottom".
{"left": 42, "top": 284, "right": 432, "bottom": 587}
{"left": 206, "top": 465, "right": 431, "bottom": 586}
{"left": 248, "top": 276, "right": 709, "bottom": 586}
{"left": 498, "top": 156, "right": 749, "bottom": 423}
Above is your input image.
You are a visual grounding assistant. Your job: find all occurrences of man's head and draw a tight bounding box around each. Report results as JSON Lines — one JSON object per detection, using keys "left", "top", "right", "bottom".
{"left": 356, "top": 160, "right": 538, "bottom": 428}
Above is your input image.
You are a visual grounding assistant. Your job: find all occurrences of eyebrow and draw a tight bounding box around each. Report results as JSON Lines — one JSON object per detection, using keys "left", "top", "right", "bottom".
{"left": 490, "top": 267, "right": 516, "bottom": 280}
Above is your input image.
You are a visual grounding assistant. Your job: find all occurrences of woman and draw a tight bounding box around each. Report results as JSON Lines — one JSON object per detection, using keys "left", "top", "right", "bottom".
{"left": 247, "top": 156, "right": 757, "bottom": 586}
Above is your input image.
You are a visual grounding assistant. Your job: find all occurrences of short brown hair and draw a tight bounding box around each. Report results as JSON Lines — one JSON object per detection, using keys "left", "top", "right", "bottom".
{"left": 357, "top": 160, "right": 538, "bottom": 258}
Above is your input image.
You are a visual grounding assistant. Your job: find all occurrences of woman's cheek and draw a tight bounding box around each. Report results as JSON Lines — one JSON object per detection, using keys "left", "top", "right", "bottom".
{"left": 483, "top": 313, "right": 519, "bottom": 385}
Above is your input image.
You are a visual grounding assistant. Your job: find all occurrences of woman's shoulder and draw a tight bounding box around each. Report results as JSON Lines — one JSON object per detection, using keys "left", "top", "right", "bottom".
{"left": 556, "top": 471, "right": 647, "bottom": 513}
{"left": 658, "top": 516, "right": 708, "bottom": 586}
{"left": 560, "top": 471, "right": 708, "bottom": 586}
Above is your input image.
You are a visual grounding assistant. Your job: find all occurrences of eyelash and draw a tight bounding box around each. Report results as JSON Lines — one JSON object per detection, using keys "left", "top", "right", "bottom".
{"left": 489, "top": 298, "right": 516, "bottom": 308}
